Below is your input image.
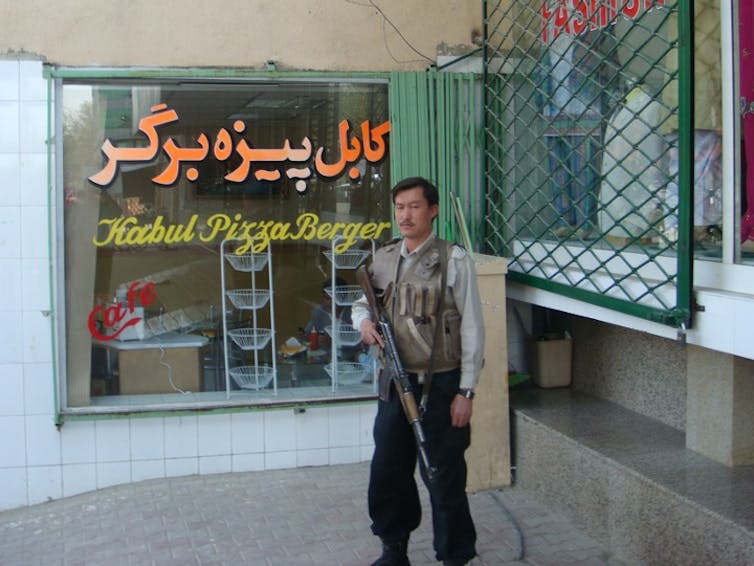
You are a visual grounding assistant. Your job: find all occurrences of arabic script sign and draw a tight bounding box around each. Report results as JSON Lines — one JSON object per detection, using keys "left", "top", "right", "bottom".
{"left": 88, "top": 103, "right": 390, "bottom": 192}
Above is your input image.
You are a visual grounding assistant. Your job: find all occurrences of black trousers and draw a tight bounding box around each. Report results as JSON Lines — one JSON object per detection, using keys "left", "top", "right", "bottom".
{"left": 368, "top": 369, "right": 476, "bottom": 562}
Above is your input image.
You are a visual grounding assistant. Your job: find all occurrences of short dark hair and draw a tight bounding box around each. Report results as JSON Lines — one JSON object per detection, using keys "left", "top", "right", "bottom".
{"left": 391, "top": 176, "right": 439, "bottom": 207}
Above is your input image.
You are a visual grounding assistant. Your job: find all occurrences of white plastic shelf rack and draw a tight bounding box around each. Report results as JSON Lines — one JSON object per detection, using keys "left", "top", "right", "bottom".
{"left": 220, "top": 239, "right": 277, "bottom": 396}
{"left": 322, "top": 236, "right": 376, "bottom": 390}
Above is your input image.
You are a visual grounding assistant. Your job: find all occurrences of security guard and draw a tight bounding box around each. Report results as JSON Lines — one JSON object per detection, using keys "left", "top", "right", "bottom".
{"left": 352, "top": 177, "right": 484, "bottom": 566}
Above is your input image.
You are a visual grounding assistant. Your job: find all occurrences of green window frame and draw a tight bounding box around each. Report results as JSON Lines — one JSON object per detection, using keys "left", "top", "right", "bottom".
{"left": 482, "top": 0, "right": 694, "bottom": 328}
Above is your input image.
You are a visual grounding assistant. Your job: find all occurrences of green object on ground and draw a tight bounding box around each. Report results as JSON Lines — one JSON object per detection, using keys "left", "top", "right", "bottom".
{"left": 508, "top": 373, "right": 530, "bottom": 387}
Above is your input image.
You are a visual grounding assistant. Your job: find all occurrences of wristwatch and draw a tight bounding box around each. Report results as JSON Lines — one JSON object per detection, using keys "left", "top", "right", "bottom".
{"left": 458, "top": 388, "right": 475, "bottom": 400}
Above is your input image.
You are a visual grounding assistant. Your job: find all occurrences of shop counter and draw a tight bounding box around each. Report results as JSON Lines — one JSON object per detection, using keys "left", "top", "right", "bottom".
{"left": 93, "top": 332, "right": 209, "bottom": 394}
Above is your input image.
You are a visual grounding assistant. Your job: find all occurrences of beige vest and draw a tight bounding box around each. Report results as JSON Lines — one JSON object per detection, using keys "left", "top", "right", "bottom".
{"left": 370, "top": 238, "right": 461, "bottom": 373}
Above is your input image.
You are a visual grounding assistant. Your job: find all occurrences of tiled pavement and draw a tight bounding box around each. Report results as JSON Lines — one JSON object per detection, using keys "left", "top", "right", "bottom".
{"left": 0, "top": 462, "right": 624, "bottom": 565}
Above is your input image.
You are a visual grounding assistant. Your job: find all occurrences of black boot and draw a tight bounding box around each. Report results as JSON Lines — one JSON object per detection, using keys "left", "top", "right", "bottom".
{"left": 370, "top": 538, "right": 410, "bottom": 566}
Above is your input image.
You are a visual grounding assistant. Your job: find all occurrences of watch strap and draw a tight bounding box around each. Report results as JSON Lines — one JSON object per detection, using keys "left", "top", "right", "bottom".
{"left": 458, "top": 388, "right": 475, "bottom": 399}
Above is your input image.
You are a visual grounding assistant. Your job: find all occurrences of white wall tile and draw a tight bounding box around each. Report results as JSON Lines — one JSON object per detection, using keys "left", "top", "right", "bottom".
{"left": 0, "top": 206, "right": 21, "bottom": 258}
{"left": 21, "top": 208, "right": 49, "bottom": 260}
{"left": 131, "top": 459, "right": 165, "bottom": 482}
{"left": 265, "top": 450, "right": 296, "bottom": 469}
{"left": 0, "top": 61, "right": 19, "bottom": 101}
{"left": 0, "top": 259, "right": 23, "bottom": 311}
{"left": 295, "top": 406, "right": 329, "bottom": 450}
{"left": 329, "top": 405, "right": 360, "bottom": 447}
{"left": 231, "top": 453, "right": 264, "bottom": 472}
{"left": 297, "top": 448, "right": 329, "bottom": 467}
{"left": 19, "top": 101, "right": 46, "bottom": 154}
{"left": 62, "top": 462, "right": 97, "bottom": 497}
{"left": 0, "top": 467, "right": 27, "bottom": 510}
{"left": 164, "top": 415, "right": 197, "bottom": 458}
{"left": 0, "top": 415, "right": 26, "bottom": 466}
{"left": 230, "top": 411, "right": 264, "bottom": 454}
{"left": 19, "top": 152, "right": 46, "bottom": 207}
{"left": 359, "top": 403, "right": 376, "bottom": 446}
{"left": 0, "top": 363, "right": 24, "bottom": 415}
{"left": 0, "top": 312, "right": 24, "bottom": 364}
{"left": 329, "top": 445, "right": 361, "bottom": 465}
{"left": 731, "top": 297, "right": 754, "bottom": 359}
{"left": 693, "top": 292, "right": 734, "bottom": 354}
{"left": 0, "top": 102, "right": 19, "bottom": 152}
{"left": 25, "top": 414, "right": 61, "bottom": 466}
{"left": 22, "top": 258, "right": 52, "bottom": 312}
{"left": 130, "top": 417, "right": 165, "bottom": 461}
{"left": 19, "top": 61, "right": 45, "bottom": 102}
{"left": 22, "top": 310, "right": 53, "bottom": 364}
{"left": 95, "top": 419, "right": 130, "bottom": 462}
{"left": 198, "top": 454, "right": 231, "bottom": 474}
{"left": 197, "top": 413, "right": 231, "bottom": 456}
{"left": 360, "top": 445, "right": 375, "bottom": 461}
{"left": 165, "top": 457, "right": 197, "bottom": 477}
{"left": 96, "top": 461, "right": 130, "bottom": 489}
{"left": 27, "top": 464, "right": 62, "bottom": 505}
{"left": 23, "top": 362, "right": 55, "bottom": 415}
{"left": 0, "top": 154, "right": 21, "bottom": 206}
{"left": 264, "top": 409, "right": 296, "bottom": 452}
{"left": 61, "top": 421, "right": 96, "bottom": 464}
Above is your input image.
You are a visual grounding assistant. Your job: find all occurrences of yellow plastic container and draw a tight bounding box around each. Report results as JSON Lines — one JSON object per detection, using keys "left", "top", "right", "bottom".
{"left": 529, "top": 334, "right": 572, "bottom": 388}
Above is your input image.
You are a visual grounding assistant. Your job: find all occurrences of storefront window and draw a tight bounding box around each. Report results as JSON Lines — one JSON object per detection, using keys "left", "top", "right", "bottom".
{"left": 60, "top": 78, "right": 390, "bottom": 410}
{"left": 690, "top": 0, "right": 723, "bottom": 260}
{"left": 739, "top": 0, "right": 754, "bottom": 262}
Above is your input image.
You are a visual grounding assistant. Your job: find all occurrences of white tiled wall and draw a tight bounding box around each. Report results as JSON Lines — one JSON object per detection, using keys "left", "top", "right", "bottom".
{"left": 0, "top": 58, "right": 377, "bottom": 512}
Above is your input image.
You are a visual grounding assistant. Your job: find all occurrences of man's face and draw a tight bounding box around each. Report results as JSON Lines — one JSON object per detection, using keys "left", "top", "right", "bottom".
{"left": 393, "top": 186, "right": 437, "bottom": 243}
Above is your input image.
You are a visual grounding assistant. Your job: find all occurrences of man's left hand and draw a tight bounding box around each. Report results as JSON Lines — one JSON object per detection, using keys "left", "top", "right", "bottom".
{"left": 450, "top": 394, "right": 473, "bottom": 427}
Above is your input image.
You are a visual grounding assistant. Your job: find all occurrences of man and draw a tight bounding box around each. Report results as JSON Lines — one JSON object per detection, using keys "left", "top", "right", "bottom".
{"left": 352, "top": 177, "right": 484, "bottom": 566}
{"left": 302, "top": 277, "right": 351, "bottom": 337}
{"left": 301, "top": 277, "right": 358, "bottom": 360}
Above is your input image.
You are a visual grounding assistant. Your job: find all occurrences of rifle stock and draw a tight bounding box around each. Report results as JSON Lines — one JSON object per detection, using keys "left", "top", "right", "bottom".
{"left": 356, "top": 266, "right": 436, "bottom": 480}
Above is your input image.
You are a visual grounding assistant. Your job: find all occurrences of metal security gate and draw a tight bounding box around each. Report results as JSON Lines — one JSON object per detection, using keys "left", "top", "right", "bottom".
{"left": 389, "top": 71, "right": 483, "bottom": 244}
{"left": 483, "top": 0, "right": 694, "bottom": 327}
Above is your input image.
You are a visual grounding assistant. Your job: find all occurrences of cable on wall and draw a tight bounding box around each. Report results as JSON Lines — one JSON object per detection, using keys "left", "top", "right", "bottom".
{"left": 345, "top": 0, "right": 434, "bottom": 64}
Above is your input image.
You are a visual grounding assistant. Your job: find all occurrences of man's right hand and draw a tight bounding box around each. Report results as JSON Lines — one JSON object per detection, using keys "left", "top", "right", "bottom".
{"left": 359, "top": 319, "right": 384, "bottom": 348}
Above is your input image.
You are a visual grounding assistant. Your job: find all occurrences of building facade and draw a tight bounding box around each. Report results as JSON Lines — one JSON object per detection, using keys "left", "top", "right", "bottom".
{"left": 0, "top": 0, "right": 480, "bottom": 510}
{"left": 1, "top": 4, "right": 751, "bottom": 562}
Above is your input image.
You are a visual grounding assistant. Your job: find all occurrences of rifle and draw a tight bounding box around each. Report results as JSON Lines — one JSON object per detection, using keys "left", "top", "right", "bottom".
{"left": 356, "top": 266, "right": 437, "bottom": 481}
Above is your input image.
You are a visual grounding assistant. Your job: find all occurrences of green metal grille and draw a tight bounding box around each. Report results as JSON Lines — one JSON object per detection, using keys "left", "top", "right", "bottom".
{"left": 483, "top": 0, "right": 693, "bottom": 327}
{"left": 389, "top": 71, "right": 482, "bottom": 244}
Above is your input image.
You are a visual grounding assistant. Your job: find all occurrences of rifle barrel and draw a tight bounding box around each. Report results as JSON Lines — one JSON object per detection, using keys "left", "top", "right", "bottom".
{"left": 357, "top": 266, "right": 437, "bottom": 481}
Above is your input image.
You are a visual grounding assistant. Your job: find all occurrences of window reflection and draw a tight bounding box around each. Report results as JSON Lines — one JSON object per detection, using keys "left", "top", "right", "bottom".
{"left": 739, "top": 0, "right": 754, "bottom": 262}
{"left": 62, "top": 80, "right": 390, "bottom": 409}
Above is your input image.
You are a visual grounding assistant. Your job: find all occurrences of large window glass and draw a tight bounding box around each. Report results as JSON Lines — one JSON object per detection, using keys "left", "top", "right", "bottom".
{"left": 484, "top": 0, "right": 689, "bottom": 323}
{"left": 690, "top": 0, "right": 723, "bottom": 260}
{"left": 739, "top": 0, "right": 754, "bottom": 263}
{"left": 60, "top": 78, "right": 390, "bottom": 411}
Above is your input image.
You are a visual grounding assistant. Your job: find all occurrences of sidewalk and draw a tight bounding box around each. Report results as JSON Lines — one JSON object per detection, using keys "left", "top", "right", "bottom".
{"left": 0, "top": 462, "right": 623, "bottom": 565}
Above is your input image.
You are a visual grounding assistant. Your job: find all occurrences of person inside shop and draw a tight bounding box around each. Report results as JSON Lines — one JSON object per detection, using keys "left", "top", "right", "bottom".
{"left": 300, "top": 277, "right": 355, "bottom": 358}
{"left": 352, "top": 176, "right": 485, "bottom": 566}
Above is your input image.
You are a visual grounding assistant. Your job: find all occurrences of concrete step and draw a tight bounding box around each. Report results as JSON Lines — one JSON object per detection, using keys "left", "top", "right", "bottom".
{"left": 510, "top": 388, "right": 754, "bottom": 565}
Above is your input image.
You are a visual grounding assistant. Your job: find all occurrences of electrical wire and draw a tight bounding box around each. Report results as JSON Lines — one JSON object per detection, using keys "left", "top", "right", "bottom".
{"left": 158, "top": 344, "right": 192, "bottom": 395}
{"left": 488, "top": 490, "right": 525, "bottom": 562}
{"left": 345, "top": 0, "right": 434, "bottom": 64}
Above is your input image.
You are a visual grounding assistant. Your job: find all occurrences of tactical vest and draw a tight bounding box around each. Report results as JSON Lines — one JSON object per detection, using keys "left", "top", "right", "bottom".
{"left": 370, "top": 237, "right": 462, "bottom": 374}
